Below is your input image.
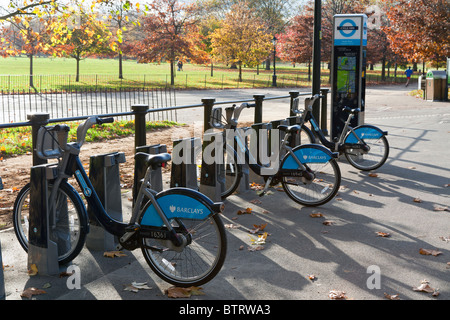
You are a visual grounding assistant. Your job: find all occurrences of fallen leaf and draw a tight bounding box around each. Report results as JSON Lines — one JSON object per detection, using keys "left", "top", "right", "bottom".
{"left": 28, "top": 264, "right": 38, "bottom": 276}
{"left": 329, "top": 290, "right": 347, "bottom": 300}
{"left": 384, "top": 292, "right": 400, "bottom": 300}
{"left": 439, "top": 236, "right": 450, "bottom": 242}
{"left": 376, "top": 231, "right": 391, "bottom": 237}
{"left": 103, "top": 251, "right": 127, "bottom": 258}
{"left": 433, "top": 206, "right": 449, "bottom": 211}
{"left": 335, "top": 198, "right": 343, "bottom": 201}
{"left": 419, "top": 248, "right": 442, "bottom": 256}
{"left": 413, "top": 198, "right": 423, "bottom": 203}
{"left": 322, "top": 220, "right": 333, "bottom": 226}
{"left": 310, "top": 213, "right": 324, "bottom": 218}
{"left": 225, "top": 223, "right": 239, "bottom": 229}
{"left": 165, "top": 286, "right": 204, "bottom": 298}
{"left": 250, "top": 232, "right": 268, "bottom": 245}
{"left": 21, "top": 287, "right": 46, "bottom": 299}
{"left": 247, "top": 245, "right": 264, "bottom": 252}
{"left": 308, "top": 274, "right": 317, "bottom": 281}
{"left": 42, "top": 283, "right": 52, "bottom": 289}
{"left": 368, "top": 173, "right": 378, "bottom": 177}
{"left": 237, "top": 207, "right": 252, "bottom": 215}
{"left": 250, "top": 199, "right": 262, "bottom": 204}
{"left": 412, "top": 283, "right": 435, "bottom": 293}
{"left": 408, "top": 166, "right": 416, "bottom": 169}
{"left": 59, "top": 271, "right": 74, "bottom": 278}
{"left": 249, "top": 223, "right": 267, "bottom": 234}
{"left": 239, "top": 245, "right": 244, "bottom": 250}
{"left": 124, "top": 282, "right": 152, "bottom": 293}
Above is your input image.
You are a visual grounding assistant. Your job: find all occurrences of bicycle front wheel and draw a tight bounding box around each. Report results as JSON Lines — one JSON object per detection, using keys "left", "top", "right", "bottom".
{"left": 140, "top": 213, "right": 227, "bottom": 287}
{"left": 282, "top": 158, "right": 341, "bottom": 207}
{"left": 344, "top": 134, "right": 389, "bottom": 171}
{"left": 13, "top": 182, "right": 88, "bottom": 265}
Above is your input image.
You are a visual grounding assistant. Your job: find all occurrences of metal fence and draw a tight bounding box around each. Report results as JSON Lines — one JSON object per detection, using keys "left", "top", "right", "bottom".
{"left": 0, "top": 87, "right": 177, "bottom": 124}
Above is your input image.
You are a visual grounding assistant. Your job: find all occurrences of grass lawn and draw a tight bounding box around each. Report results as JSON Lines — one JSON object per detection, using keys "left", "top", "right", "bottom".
{"left": 0, "top": 56, "right": 411, "bottom": 91}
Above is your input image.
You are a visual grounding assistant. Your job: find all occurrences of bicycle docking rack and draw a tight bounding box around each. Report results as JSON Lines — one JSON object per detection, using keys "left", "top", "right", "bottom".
{"left": 28, "top": 163, "right": 61, "bottom": 276}
{"left": 170, "top": 138, "right": 201, "bottom": 190}
{"left": 87, "top": 152, "right": 126, "bottom": 251}
{"left": 199, "top": 132, "right": 225, "bottom": 202}
{"left": 0, "top": 238, "right": 5, "bottom": 300}
{"left": 133, "top": 144, "right": 167, "bottom": 204}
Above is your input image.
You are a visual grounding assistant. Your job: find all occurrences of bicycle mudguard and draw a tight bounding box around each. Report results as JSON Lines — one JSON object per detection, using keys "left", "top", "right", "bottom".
{"left": 345, "top": 125, "right": 388, "bottom": 144}
{"left": 140, "top": 188, "right": 222, "bottom": 227}
{"left": 281, "top": 144, "right": 337, "bottom": 169}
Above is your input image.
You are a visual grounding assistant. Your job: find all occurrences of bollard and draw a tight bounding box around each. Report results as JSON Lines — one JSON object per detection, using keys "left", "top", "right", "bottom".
{"left": 250, "top": 123, "right": 271, "bottom": 166}
{"left": 0, "top": 239, "right": 5, "bottom": 300}
{"left": 289, "top": 91, "right": 300, "bottom": 117}
{"left": 234, "top": 127, "right": 251, "bottom": 194}
{"left": 132, "top": 104, "right": 148, "bottom": 149}
{"left": 170, "top": 138, "right": 201, "bottom": 190}
{"left": 320, "top": 88, "right": 329, "bottom": 135}
{"left": 86, "top": 152, "right": 125, "bottom": 251}
{"left": 199, "top": 132, "right": 224, "bottom": 202}
{"left": 253, "top": 94, "right": 265, "bottom": 124}
{"left": 27, "top": 113, "right": 50, "bottom": 166}
{"left": 134, "top": 144, "right": 167, "bottom": 202}
{"left": 28, "top": 164, "right": 59, "bottom": 276}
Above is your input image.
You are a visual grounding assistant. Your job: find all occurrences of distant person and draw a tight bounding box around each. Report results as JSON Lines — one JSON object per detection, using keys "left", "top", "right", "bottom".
{"left": 405, "top": 67, "right": 413, "bottom": 87}
{"left": 177, "top": 61, "right": 183, "bottom": 71}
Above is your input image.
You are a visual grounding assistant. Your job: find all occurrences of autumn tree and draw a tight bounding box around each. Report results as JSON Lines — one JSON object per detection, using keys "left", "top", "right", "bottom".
{"left": 125, "top": 0, "right": 208, "bottom": 86}
{"left": 210, "top": 2, "right": 273, "bottom": 82}
{"left": 59, "top": 9, "right": 114, "bottom": 82}
{"left": 383, "top": 0, "right": 450, "bottom": 68}
{"left": 277, "top": 8, "right": 314, "bottom": 80}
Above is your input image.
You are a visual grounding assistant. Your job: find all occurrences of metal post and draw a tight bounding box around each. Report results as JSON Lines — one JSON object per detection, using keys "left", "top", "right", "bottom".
{"left": 202, "top": 98, "right": 215, "bottom": 132}
{"left": 28, "top": 164, "right": 59, "bottom": 276}
{"left": 320, "top": 88, "right": 329, "bottom": 135}
{"left": 289, "top": 91, "right": 300, "bottom": 117}
{"left": 132, "top": 104, "right": 148, "bottom": 149}
{"left": 170, "top": 138, "right": 200, "bottom": 190}
{"left": 86, "top": 152, "right": 125, "bottom": 251}
{"left": 253, "top": 94, "right": 265, "bottom": 124}
{"left": 27, "top": 113, "right": 50, "bottom": 166}
{"left": 312, "top": 0, "right": 322, "bottom": 123}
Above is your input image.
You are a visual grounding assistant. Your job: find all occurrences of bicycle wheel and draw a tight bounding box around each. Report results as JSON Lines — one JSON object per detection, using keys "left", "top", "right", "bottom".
{"left": 221, "top": 144, "right": 242, "bottom": 199}
{"left": 344, "top": 129, "right": 389, "bottom": 171}
{"left": 13, "top": 182, "right": 88, "bottom": 265}
{"left": 281, "top": 156, "right": 341, "bottom": 207}
{"left": 299, "top": 124, "right": 316, "bottom": 144}
{"left": 140, "top": 212, "right": 227, "bottom": 287}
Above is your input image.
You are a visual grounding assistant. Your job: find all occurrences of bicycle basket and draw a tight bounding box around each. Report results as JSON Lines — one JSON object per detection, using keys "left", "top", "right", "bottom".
{"left": 210, "top": 107, "right": 225, "bottom": 129}
{"left": 36, "top": 125, "right": 69, "bottom": 159}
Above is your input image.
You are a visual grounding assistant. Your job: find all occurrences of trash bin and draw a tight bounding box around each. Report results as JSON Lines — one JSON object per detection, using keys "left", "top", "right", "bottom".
{"left": 426, "top": 70, "right": 447, "bottom": 101}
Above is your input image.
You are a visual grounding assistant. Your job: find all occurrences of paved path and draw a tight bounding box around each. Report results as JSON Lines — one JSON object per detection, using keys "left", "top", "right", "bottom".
{"left": 1, "top": 85, "right": 449, "bottom": 307}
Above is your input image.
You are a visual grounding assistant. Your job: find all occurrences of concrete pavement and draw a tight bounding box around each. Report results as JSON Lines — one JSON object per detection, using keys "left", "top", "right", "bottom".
{"left": 1, "top": 85, "right": 449, "bottom": 305}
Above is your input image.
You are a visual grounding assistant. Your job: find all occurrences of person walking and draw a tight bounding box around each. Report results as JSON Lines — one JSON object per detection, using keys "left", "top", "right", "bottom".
{"left": 405, "top": 66, "right": 413, "bottom": 87}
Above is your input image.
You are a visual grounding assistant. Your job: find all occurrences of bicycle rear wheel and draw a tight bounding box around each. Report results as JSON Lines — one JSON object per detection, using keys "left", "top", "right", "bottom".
{"left": 140, "top": 213, "right": 227, "bottom": 287}
{"left": 13, "top": 182, "right": 88, "bottom": 265}
{"left": 281, "top": 158, "right": 341, "bottom": 207}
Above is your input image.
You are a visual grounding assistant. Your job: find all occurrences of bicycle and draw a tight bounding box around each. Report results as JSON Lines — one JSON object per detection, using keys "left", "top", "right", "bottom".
{"left": 13, "top": 116, "right": 227, "bottom": 287}
{"left": 293, "top": 95, "right": 389, "bottom": 171}
{"left": 209, "top": 102, "right": 341, "bottom": 206}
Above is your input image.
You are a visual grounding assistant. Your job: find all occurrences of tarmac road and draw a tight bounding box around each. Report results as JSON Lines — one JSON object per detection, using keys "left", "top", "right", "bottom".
{"left": 0, "top": 84, "right": 449, "bottom": 306}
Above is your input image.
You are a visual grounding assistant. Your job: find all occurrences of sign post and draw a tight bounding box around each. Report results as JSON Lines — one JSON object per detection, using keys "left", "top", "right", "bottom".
{"left": 331, "top": 14, "right": 367, "bottom": 140}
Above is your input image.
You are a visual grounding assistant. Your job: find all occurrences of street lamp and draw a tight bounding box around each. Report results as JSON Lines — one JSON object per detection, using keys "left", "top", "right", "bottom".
{"left": 272, "top": 35, "right": 277, "bottom": 87}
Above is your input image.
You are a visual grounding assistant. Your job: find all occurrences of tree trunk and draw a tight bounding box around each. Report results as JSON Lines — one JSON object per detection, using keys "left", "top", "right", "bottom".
{"left": 29, "top": 54, "right": 34, "bottom": 88}
{"left": 238, "top": 63, "right": 242, "bottom": 82}
{"left": 76, "top": 57, "right": 80, "bottom": 82}
{"left": 381, "top": 57, "right": 386, "bottom": 81}
{"left": 265, "top": 58, "right": 271, "bottom": 70}
{"left": 119, "top": 51, "right": 123, "bottom": 79}
{"left": 308, "top": 60, "right": 311, "bottom": 82}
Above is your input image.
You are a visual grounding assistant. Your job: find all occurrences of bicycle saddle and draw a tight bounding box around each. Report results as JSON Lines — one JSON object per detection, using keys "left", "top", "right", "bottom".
{"left": 342, "top": 106, "right": 360, "bottom": 114}
{"left": 277, "top": 124, "right": 301, "bottom": 133}
{"left": 135, "top": 152, "right": 171, "bottom": 169}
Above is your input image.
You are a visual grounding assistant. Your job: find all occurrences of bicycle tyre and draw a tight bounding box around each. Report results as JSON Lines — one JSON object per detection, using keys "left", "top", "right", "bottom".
{"left": 281, "top": 157, "right": 341, "bottom": 207}
{"left": 344, "top": 131, "right": 389, "bottom": 171}
{"left": 140, "top": 205, "right": 227, "bottom": 287}
{"left": 221, "top": 144, "right": 242, "bottom": 199}
{"left": 299, "top": 124, "right": 316, "bottom": 144}
{"left": 13, "top": 182, "right": 88, "bottom": 265}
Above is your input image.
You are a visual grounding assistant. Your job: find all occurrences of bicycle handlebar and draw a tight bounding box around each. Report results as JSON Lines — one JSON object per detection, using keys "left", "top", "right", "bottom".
{"left": 77, "top": 116, "right": 114, "bottom": 147}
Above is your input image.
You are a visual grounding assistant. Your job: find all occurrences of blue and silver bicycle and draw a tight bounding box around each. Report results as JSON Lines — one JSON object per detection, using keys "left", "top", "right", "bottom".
{"left": 13, "top": 116, "right": 227, "bottom": 287}
{"left": 294, "top": 95, "right": 389, "bottom": 171}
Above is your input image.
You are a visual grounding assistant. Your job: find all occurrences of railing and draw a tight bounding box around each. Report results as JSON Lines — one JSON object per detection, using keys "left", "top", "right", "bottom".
{"left": 0, "top": 89, "right": 330, "bottom": 168}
